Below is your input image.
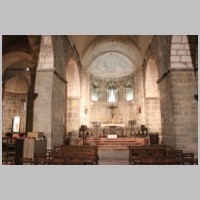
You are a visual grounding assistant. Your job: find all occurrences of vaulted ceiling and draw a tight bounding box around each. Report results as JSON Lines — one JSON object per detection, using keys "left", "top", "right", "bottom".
{"left": 67, "top": 35, "right": 154, "bottom": 59}
{"left": 2, "top": 35, "right": 154, "bottom": 79}
{"left": 67, "top": 35, "right": 154, "bottom": 78}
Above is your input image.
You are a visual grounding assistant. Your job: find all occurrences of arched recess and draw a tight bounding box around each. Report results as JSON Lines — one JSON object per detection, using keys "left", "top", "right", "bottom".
{"left": 144, "top": 56, "right": 162, "bottom": 140}
{"left": 2, "top": 75, "right": 29, "bottom": 135}
{"left": 2, "top": 52, "right": 32, "bottom": 74}
{"left": 2, "top": 51, "right": 33, "bottom": 136}
{"left": 66, "top": 57, "right": 81, "bottom": 134}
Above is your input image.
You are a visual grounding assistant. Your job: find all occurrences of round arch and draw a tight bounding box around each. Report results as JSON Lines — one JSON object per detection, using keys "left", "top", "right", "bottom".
{"left": 144, "top": 55, "right": 162, "bottom": 139}
{"left": 2, "top": 51, "right": 32, "bottom": 74}
{"left": 66, "top": 57, "right": 81, "bottom": 135}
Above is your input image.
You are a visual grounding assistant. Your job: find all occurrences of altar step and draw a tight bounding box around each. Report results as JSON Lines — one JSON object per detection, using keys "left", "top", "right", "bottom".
{"left": 98, "top": 145, "right": 129, "bottom": 150}
{"left": 98, "top": 149, "right": 129, "bottom": 165}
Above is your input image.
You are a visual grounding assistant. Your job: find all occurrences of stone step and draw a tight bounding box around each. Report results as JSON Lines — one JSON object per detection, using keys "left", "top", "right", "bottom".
{"left": 98, "top": 145, "right": 129, "bottom": 150}
{"left": 98, "top": 159, "right": 129, "bottom": 165}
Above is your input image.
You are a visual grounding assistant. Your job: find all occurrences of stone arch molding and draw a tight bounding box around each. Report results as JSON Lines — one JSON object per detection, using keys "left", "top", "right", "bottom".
{"left": 145, "top": 55, "right": 159, "bottom": 98}
{"left": 81, "top": 38, "right": 143, "bottom": 78}
{"left": 2, "top": 51, "right": 32, "bottom": 74}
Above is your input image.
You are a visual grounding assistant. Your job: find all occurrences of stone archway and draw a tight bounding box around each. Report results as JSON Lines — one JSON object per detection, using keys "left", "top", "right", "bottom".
{"left": 66, "top": 57, "right": 81, "bottom": 134}
{"left": 144, "top": 56, "right": 162, "bottom": 139}
{"left": 2, "top": 75, "right": 29, "bottom": 134}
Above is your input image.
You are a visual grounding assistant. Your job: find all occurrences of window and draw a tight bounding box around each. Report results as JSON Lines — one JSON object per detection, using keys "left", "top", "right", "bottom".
{"left": 107, "top": 84, "right": 118, "bottom": 102}
{"left": 125, "top": 81, "right": 133, "bottom": 101}
{"left": 91, "top": 83, "right": 99, "bottom": 101}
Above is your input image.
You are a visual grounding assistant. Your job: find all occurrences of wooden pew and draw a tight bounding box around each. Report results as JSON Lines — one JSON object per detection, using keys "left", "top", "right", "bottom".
{"left": 129, "top": 145, "right": 167, "bottom": 164}
{"left": 49, "top": 145, "right": 98, "bottom": 165}
{"left": 129, "top": 145, "right": 196, "bottom": 165}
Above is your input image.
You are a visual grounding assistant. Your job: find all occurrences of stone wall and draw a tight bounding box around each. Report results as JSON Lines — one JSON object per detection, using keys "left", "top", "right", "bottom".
{"left": 51, "top": 36, "right": 68, "bottom": 146}
{"left": 2, "top": 92, "right": 27, "bottom": 135}
{"left": 51, "top": 74, "right": 66, "bottom": 147}
{"left": 66, "top": 58, "right": 81, "bottom": 133}
{"left": 80, "top": 70, "right": 90, "bottom": 127}
{"left": 67, "top": 98, "right": 80, "bottom": 133}
{"left": 145, "top": 98, "right": 161, "bottom": 133}
{"left": 171, "top": 35, "right": 196, "bottom": 69}
{"left": 33, "top": 35, "right": 54, "bottom": 148}
{"left": 90, "top": 101, "right": 132, "bottom": 126}
{"left": 145, "top": 58, "right": 159, "bottom": 98}
{"left": 154, "top": 35, "right": 198, "bottom": 157}
{"left": 170, "top": 35, "right": 198, "bottom": 157}
{"left": 134, "top": 68, "right": 145, "bottom": 127}
{"left": 33, "top": 70, "right": 54, "bottom": 148}
{"left": 89, "top": 75, "right": 137, "bottom": 127}
{"left": 171, "top": 69, "right": 198, "bottom": 156}
{"left": 144, "top": 57, "right": 161, "bottom": 136}
{"left": 158, "top": 74, "right": 176, "bottom": 147}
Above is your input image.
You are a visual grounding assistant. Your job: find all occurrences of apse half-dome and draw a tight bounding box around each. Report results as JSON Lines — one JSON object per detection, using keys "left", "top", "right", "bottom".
{"left": 90, "top": 52, "right": 134, "bottom": 78}
{"left": 82, "top": 37, "right": 142, "bottom": 79}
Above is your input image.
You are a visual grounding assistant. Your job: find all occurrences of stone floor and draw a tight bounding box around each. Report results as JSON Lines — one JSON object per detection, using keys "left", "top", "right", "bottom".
{"left": 98, "top": 149, "right": 129, "bottom": 165}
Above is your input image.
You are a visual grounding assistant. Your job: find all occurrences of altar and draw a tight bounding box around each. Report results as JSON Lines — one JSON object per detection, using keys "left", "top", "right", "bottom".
{"left": 102, "top": 124, "right": 125, "bottom": 137}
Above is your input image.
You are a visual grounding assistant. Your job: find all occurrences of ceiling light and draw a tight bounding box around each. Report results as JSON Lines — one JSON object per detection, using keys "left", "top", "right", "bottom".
{"left": 26, "top": 68, "right": 30, "bottom": 71}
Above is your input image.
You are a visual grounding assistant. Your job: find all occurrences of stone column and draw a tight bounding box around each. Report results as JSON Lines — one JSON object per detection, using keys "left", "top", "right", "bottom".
{"left": 158, "top": 35, "right": 198, "bottom": 157}
{"left": 171, "top": 69, "right": 198, "bottom": 156}
{"left": 33, "top": 35, "right": 54, "bottom": 149}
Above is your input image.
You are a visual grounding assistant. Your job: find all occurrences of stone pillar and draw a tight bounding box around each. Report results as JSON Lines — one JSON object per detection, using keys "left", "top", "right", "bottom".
{"left": 80, "top": 71, "right": 90, "bottom": 127}
{"left": 135, "top": 68, "right": 145, "bottom": 126}
{"left": 158, "top": 35, "right": 198, "bottom": 157}
{"left": 171, "top": 69, "right": 198, "bottom": 156}
{"left": 158, "top": 74, "right": 176, "bottom": 147}
{"left": 33, "top": 35, "right": 54, "bottom": 149}
{"left": 171, "top": 35, "right": 197, "bottom": 157}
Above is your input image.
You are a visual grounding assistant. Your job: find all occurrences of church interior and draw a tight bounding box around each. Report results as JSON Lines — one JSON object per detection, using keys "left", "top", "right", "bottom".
{"left": 1, "top": 35, "right": 198, "bottom": 165}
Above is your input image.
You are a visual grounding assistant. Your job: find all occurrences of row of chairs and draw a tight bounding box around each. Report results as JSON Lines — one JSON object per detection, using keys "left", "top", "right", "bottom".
{"left": 129, "top": 145, "right": 198, "bottom": 165}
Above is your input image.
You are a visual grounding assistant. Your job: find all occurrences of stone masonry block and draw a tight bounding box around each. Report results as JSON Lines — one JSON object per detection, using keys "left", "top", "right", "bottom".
{"left": 171, "top": 50, "right": 177, "bottom": 55}
{"left": 170, "top": 56, "right": 180, "bottom": 62}
{"left": 181, "top": 36, "right": 188, "bottom": 43}
{"left": 171, "top": 63, "right": 187, "bottom": 68}
{"left": 186, "top": 63, "right": 194, "bottom": 68}
{"left": 177, "top": 50, "right": 187, "bottom": 55}
{"left": 172, "top": 36, "right": 182, "bottom": 43}
{"left": 171, "top": 44, "right": 184, "bottom": 50}
{"left": 181, "top": 55, "right": 192, "bottom": 63}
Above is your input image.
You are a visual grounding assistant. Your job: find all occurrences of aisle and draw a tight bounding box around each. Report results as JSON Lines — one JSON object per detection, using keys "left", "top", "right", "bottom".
{"left": 98, "top": 148, "right": 129, "bottom": 165}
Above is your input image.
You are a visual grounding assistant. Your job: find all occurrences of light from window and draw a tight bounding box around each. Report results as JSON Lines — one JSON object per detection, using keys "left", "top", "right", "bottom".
{"left": 107, "top": 89, "right": 117, "bottom": 102}
{"left": 125, "top": 88, "right": 133, "bottom": 101}
{"left": 91, "top": 88, "right": 99, "bottom": 101}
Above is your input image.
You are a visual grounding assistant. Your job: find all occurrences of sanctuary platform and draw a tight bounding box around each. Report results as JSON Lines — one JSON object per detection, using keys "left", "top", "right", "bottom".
{"left": 78, "top": 137, "right": 148, "bottom": 149}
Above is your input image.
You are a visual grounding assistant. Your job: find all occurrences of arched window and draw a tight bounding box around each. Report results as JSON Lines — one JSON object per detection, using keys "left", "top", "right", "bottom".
{"left": 125, "top": 81, "right": 133, "bottom": 101}
{"left": 91, "top": 82, "right": 99, "bottom": 101}
{"left": 107, "top": 83, "right": 118, "bottom": 102}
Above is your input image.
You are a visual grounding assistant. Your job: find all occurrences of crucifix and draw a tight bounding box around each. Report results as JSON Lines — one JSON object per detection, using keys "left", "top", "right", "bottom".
{"left": 107, "top": 105, "right": 118, "bottom": 124}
